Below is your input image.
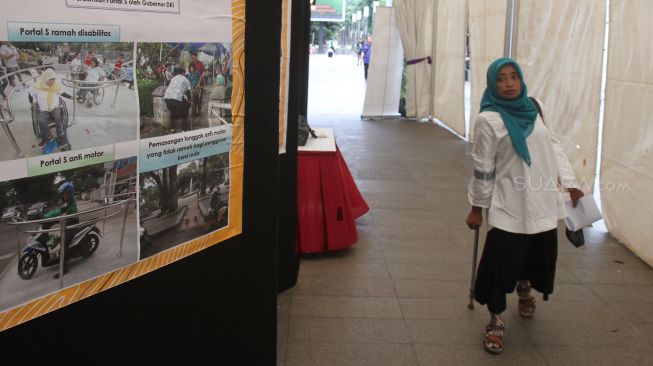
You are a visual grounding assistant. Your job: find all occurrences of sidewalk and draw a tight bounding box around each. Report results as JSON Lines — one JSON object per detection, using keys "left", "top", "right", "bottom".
{"left": 198, "top": 196, "right": 211, "bottom": 218}
{"left": 142, "top": 206, "right": 187, "bottom": 236}
{"left": 277, "top": 54, "right": 653, "bottom": 366}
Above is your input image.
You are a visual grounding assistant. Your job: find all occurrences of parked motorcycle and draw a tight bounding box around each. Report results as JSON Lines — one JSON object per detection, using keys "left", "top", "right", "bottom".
{"left": 17, "top": 221, "right": 102, "bottom": 280}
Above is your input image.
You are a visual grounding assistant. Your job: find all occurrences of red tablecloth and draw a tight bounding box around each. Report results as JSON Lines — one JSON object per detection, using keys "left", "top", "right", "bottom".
{"left": 297, "top": 147, "right": 369, "bottom": 253}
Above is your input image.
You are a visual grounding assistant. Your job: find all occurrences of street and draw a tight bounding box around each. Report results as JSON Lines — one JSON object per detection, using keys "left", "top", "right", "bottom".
{"left": 307, "top": 53, "right": 367, "bottom": 120}
{"left": 0, "top": 64, "right": 138, "bottom": 161}
{"left": 0, "top": 200, "right": 138, "bottom": 312}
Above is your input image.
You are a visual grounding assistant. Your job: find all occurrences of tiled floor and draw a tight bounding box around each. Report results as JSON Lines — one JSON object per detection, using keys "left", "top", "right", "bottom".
{"left": 278, "top": 54, "right": 653, "bottom": 366}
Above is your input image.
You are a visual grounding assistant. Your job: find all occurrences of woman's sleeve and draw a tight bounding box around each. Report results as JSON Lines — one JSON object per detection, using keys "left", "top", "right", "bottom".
{"left": 467, "top": 115, "right": 498, "bottom": 208}
{"left": 538, "top": 99, "right": 579, "bottom": 189}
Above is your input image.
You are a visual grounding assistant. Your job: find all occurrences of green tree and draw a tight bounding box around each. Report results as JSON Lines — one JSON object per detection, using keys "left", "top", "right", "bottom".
{"left": 145, "top": 165, "right": 179, "bottom": 216}
{"left": 178, "top": 161, "right": 199, "bottom": 196}
{"left": 11, "top": 175, "right": 57, "bottom": 205}
{"left": 311, "top": 0, "right": 375, "bottom": 46}
{"left": 136, "top": 43, "right": 183, "bottom": 81}
{"left": 60, "top": 165, "right": 105, "bottom": 194}
{"left": 310, "top": 22, "right": 342, "bottom": 44}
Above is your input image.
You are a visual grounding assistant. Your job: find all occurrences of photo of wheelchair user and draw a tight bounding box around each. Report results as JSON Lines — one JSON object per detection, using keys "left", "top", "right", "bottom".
{"left": 0, "top": 43, "right": 137, "bottom": 161}
{"left": 76, "top": 58, "right": 106, "bottom": 107}
{"left": 28, "top": 68, "right": 72, "bottom": 148}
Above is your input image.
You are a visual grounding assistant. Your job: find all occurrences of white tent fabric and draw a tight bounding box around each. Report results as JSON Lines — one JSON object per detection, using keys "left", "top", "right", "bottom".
{"left": 431, "top": 0, "right": 466, "bottom": 136}
{"left": 362, "top": 6, "right": 404, "bottom": 118}
{"left": 468, "top": 0, "right": 507, "bottom": 141}
{"left": 516, "top": 0, "right": 605, "bottom": 191}
{"left": 395, "top": 0, "right": 434, "bottom": 119}
{"left": 601, "top": 0, "right": 653, "bottom": 267}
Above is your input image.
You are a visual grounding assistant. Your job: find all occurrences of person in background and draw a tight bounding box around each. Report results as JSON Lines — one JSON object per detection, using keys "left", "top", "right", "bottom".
{"left": 0, "top": 42, "right": 23, "bottom": 89}
{"left": 85, "top": 49, "right": 94, "bottom": 66}
{"left": 68, "top": 52, "right": 83, "bottom": 81}
{"left": 113, "top": 53, "right": 124, "bottom": 79}
{"left": 356, "top": 40, "right": 363, "bottom": 65}
{"left": 190, "top": 51, "right": 206, "bottom": 116}
{"left": 0, "top": 65, "right": 8, "bottom": 100}
{"left": 164, "top": 67, "right": 192, "bottom": 132}
{"left": 328, "top": 45, "right": 335, "bottom": 58}
{"left": 70, "top": 52, "right": 82, "bottom": 67}
{"left": 466, "top": 58, "right": 584, "bottom": 355}
{"left": 163, "top": 63, "right": 173, "bottom": 85}
{"left": 126, "top": 67, "right": 135, "bottom": 90}
{"left": 362, "top": 36, "right": 372, "bottom": 80}
{"left": 215, "top": 64, "right": 226, "bottom": 86}
{"left": 186, "top": 63, "right": 200, "bottom": 89}
{"left": 222, "top": 54, "right": 231, "bottom": 84}
{"left": 186, "top": 63, "right": 202, "bottom": 115}
{"left": 77, "top": 57, "right": 106, "bottom": 106}
{"left": 114, "top": 53, "right": 124, "bottom": 71}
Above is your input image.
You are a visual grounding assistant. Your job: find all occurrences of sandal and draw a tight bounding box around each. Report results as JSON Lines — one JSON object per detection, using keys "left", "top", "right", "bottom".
{"left": 483, "top": 321, "right": 504, "bottom": 354}
{"left": 518, "top": 296, "right": 536, "bottom": 318}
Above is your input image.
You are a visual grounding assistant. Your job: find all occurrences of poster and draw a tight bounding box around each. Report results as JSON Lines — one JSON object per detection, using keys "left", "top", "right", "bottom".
{"left": 311, "top": 0, "right": 346, "bottom": 22}
{"left": 0, "top": 0, "right": 245, "bottom": 331}
{"left": 279, "top": 0, "right": 291, "bottom": 153}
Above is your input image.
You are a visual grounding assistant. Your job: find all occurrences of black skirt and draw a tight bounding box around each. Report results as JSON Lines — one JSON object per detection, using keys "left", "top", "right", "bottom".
{"left": 474, "top": 227, "right": 558, "bottom": 313}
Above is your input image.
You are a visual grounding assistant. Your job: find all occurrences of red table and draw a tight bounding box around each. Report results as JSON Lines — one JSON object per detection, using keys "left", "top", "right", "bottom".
{"left": 297, "top": 130, "right": 369, "bottom": 253}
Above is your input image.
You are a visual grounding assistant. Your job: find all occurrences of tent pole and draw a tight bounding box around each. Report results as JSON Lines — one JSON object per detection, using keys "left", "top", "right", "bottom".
{"left": 504, "top": 0, "right": 519, "bottom": 58}
{"left": 429, "top": 0, "right": 439, "bottom": 120}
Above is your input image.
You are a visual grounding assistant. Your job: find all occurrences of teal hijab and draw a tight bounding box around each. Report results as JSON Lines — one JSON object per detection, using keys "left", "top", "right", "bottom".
{"left": 480, "top": 58, "right": 539, "bottom": 166}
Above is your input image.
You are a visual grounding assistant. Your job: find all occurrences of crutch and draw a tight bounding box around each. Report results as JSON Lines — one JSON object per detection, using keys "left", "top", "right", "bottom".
{"left": 468, "top": 225, "right": 480, "bottom": 309}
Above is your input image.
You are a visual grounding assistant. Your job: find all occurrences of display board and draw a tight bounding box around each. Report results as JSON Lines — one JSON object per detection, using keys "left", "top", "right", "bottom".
{"left": 0, "top": 0, "right": 245, "bottom": 331}
{"left": 279, "top": 0, "right": 292, "bottom": 153}
{"left": 311, "top": 0, "right": 346, "bottom": 22}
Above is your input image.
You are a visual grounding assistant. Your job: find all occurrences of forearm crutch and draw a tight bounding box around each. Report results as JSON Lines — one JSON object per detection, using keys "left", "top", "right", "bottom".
{"left": 468, "top": 225, "right": 480, "bottom": 309}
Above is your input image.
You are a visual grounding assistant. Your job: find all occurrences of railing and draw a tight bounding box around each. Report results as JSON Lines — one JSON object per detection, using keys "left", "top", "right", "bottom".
{"left": 6, "top": 197, "right": 134, "bottom": 288}
{"left": 209, "top": 102, "right": 232, "bottom": 126}
{"left": 60, "top": 60, "right": 133, "bottom": 123}
{"left": 0, "top": 65, "right": 55, "bottom": 158}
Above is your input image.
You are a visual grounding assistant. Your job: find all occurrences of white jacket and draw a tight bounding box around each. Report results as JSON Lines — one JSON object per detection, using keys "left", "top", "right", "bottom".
{"left": 467, "top": 99, "right": 578, "bottom": 234}
{"left": 29, "top": 86, "right": 63, "bottom": 112}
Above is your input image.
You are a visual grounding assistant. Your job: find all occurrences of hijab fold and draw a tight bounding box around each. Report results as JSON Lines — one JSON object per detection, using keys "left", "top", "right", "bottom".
{"left": 480, "top": 58, "right": 538, "bottom": 166}
{"left": 34, "top": 68, "right": 61, "bottom": 109}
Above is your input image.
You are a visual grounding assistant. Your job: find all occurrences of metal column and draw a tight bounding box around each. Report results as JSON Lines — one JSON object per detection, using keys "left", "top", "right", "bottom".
{"left": 504, "top": 0, "right": 519, "bottom": 58}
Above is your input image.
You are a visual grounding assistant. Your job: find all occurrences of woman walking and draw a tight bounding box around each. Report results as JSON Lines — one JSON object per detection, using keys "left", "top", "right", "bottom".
{"left": 466, "top": 58, "right": 584, "bottom": 354}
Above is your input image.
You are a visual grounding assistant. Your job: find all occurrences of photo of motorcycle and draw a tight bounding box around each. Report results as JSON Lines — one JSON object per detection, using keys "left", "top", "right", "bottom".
{"left": 17, "top": 219, "right": 102, "bottom": 280}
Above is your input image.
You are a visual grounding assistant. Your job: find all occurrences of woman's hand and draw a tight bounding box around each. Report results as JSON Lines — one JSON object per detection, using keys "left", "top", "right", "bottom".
{"left": 466, "top": 206, "right": 483, "bottom": 229}
{"left": 568, "top": 188, "right": 584, "bottom": 208}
